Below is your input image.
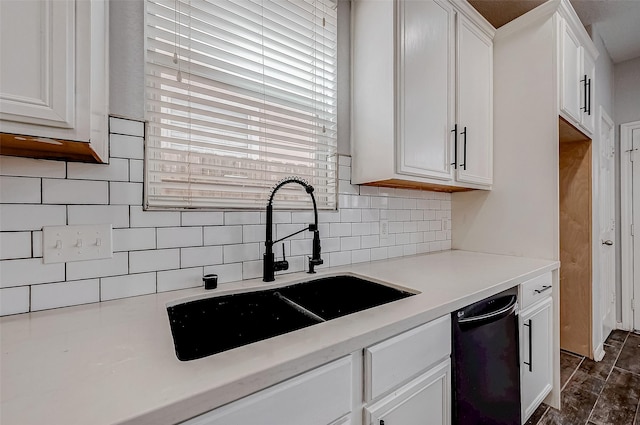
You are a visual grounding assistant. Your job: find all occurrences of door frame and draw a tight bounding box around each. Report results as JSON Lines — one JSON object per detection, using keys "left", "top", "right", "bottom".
{"left": 620, "top": 120, "right": 640, "bottom": 331}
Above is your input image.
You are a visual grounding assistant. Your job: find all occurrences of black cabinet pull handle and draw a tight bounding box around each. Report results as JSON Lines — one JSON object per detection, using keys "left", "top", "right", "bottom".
{"left": 460, "top": 126, "right": 467, "bottom": 170}
{"left": 523, "top": 319, "right": 533, "bottom": 372}
{"left": 534, "top": 285, "right": 552, "bottom": 294}
{"left": 587, "top": 78, "right": 591, "bottom": 115}
{"left": 580, "top": 75, "right": 587, "bottom": 112}
{"left": 451, "top": 124, "right": 458, "bottom": 169}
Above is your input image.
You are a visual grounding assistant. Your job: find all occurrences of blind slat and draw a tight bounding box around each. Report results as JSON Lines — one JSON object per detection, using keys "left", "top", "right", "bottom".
{"left": 146, "top": 0, "right": 338, "bottom": 210}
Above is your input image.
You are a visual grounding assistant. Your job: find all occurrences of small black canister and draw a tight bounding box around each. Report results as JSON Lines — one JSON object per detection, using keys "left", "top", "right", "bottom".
{"left": 203, "top": 274, "right": 218, "bottom": 290}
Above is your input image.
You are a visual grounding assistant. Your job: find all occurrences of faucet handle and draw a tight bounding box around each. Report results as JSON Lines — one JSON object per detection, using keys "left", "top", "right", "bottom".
{"left": 274, "top": 243, "right": 289, "bottom": 272}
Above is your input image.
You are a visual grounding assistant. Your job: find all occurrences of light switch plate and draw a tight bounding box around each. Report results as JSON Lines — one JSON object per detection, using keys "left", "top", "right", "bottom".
{"left": 42, "top": 224, "right": 113, "bottom": 264}
{"left": 380, "top": 219, "right": 389, "bottom": 237}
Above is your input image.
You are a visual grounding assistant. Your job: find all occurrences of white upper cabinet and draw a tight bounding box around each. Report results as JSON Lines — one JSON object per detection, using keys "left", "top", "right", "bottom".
{"left": 456, "top": 13, "right": 493, "bottom": 186}
{"left": 397, "top": 0, "right": 455, "bottom": 181}
{"left": 0, "top": 0, "right": 109, "bottom": 163}
{"left": 558, "top": 8, "right": 597, "bottom": 137}
{"left": 351, "top": 0, "right": 494, "bottom": 192}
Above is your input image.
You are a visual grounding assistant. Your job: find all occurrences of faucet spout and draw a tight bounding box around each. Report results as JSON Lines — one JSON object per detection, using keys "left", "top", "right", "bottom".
{"left": 263, "top": 177, "right": 322, "bottom": 282}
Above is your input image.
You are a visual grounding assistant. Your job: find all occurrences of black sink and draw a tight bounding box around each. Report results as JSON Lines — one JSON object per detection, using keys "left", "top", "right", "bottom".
{"left": 167, "top": 275, "right": 415, "bottom": 361}
{"left": 278, "top": 275, "right": 414, "bottom": 320}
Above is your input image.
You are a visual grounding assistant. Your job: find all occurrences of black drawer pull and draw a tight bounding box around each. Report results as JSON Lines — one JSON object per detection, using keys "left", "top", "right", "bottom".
{"left": 534, "top": 285, "right": 552, "bottom": 294}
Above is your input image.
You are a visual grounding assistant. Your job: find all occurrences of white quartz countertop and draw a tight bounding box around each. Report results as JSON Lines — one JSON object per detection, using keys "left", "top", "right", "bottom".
{"left": 0, "top": 250, "right": 559, "bottom": 425}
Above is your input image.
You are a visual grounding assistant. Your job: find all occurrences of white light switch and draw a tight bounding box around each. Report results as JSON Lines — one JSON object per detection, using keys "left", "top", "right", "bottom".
{"left": 42, "top": 224, "right": 113, "bottom": 264}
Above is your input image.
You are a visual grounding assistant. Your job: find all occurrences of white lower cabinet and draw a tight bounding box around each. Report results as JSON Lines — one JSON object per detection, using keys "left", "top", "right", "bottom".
{"left": 181, "top": 356, "right": 352, "bottom": 425}
{"left": 365, "top": 359, "right": 451, "bottom": 425}
{"left": 520, "top": 296, "right": 553, "bottom": 422}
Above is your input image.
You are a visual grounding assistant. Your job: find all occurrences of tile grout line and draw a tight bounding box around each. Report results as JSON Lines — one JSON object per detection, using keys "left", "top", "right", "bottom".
{"left": 562, "top": 355, "right": 586, "bottom": 392}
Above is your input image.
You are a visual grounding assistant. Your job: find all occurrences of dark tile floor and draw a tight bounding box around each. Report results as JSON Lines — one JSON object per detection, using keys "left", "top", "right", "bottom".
{"left": 528, "top": 330, "right": 640, "bottom": 425}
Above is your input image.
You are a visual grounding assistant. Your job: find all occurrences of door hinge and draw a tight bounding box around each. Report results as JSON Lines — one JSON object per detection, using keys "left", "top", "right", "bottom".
{"left": 632, "top": 224, "right": 634, "bottom": 236}
{"left": 632, "top": 299, "right": 635, "bottom": 311}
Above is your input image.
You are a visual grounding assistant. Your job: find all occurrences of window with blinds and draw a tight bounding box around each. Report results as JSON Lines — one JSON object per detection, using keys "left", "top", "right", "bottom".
{"left": 145, "top": 0, "right": 338, "bottom": 210}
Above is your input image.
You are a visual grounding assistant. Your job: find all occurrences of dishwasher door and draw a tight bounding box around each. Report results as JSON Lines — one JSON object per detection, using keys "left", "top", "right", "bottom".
{"left": 451, "top": 288, "right": 521, "bottom": 425}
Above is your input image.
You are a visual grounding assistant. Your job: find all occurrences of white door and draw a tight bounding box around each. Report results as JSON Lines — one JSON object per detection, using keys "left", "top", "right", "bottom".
{"left": 397, "top": 0, "right": 454, "bottom": 181}
{"left": 520, "top": 298, "right": 553, "bottom": 422}
{"left": 633, "top": 127, "right": 640, "bottom": 331}
{"left": 366, "top": 360, "right": 450, "bottom": 425}
{"left": 456, "top": 13, "right": 493, "bottom": 186}
{"left": 599, "top": 108, "right": 616, "bottom": 340}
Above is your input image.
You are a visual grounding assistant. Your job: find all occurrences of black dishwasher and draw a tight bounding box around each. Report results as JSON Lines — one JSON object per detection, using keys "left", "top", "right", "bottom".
{"left": 452, "top": 287, "right": 521, "bottom": 425}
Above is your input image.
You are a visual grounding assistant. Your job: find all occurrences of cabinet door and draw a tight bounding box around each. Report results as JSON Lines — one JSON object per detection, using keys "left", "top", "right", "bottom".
{"left": 520, "top": 297, "right": 553, "bottom": 422}
{"left": 366, "top": 359, "right": 450, "bottom": 425}
{"left": 580, "top": 50, "right": 595, "bottom": 134}
{"left": 456, "top": 14, "right": 493, "bottom": 186}
{"left": 182, "top": 357, "right": 352, "bottom": 425}
{"left": 0, "top": 0, "right": 75, "bottom": 127}
{"left": 397, "top": 0, "right": 454, "bottom": 181}
{"left": 560, "top": 20, "right": 582, "bottom": 123}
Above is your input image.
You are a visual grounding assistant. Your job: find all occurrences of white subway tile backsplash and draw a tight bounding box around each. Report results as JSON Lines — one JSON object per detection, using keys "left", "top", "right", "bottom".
{"left": 361, "top": 235, "right": 380, "bottom": 249}
{"left": 129, "top": 159, "right": 144, "bottom": 183}
{"left": 0, "top": 287, "right": 30, "bottom": 315}
{"left": 32, "top": 231, "right": 43, "bottom": 257}
{"left": 68, "top": 205, "right": 130, "bottom": 228}
{"left": 204, "top": 226, "right": 242, "bottom": 245}
{"left": 224, "top": 243, "right": 259, "bottom": 263}
{"left": 157, "top": 227, "right": 202, "bottom": 249}
{"left": 340, "top": 209, "right": 361, "bottom": 223}
{"left": 0, "top": 232, "right": 31, "bottom": 260}
{"left": 129, "top": 249, "right": 179, "bottom": 273}
{"left": 182, "top": 211, "right": 224, "bottom": 226}
{"left": 110, "top": 117, "right": 145, "bottom": 137}
{"left": 43, "top": 179, "right": 108, "bottom": 204}
{"left": 0, "top": 142, "right": 452, "bottom": 315}
{"left": 362, "top": 209, "right": 380, "bottom": 222}
{"left": 113, "top": 228, "right": 156, "bottom": 252}
{"left": 338, "top": 165, "right": 351, "bottom": 181}
{"left": 67, "top": 158, "right": 129, "bottom": 181}
{"left": 340, "top": 236, "right": 361, "bottom": 251}
{"left": 66, "top": 252, "right": 128, "bottom": 280}
{"left": 242, "top": 225, "right": 264, "bottom": 243}
{"left": 242, "top": 260, "right": 262, "bottom": 280}
{"left": 130, "top": 206, "right": 180, "bottom": 227}
{"left": 101, "top": 272, "right": 156, "bottom": 301}
{"left": 330, "top": 222, "right": 351, "bottom": 237}
{"left": 0, "top": 204, "right": 66, "bottom": 231}
{"left": 181, "top": 246, "right": 223, "bottom": 268}
{"left": 157, "top": 267, "right": 203, "bottom": 292}
{"left": 0, "top": 156, "right": 66, "bottom": 178}
{"left": 203, "top": 263, "right": 243, "bottom": 284}
{"left": 109, "top": 134, "right": 144, "bottom": 159}
{"left": 388, "top": 245, "right": 404, "bottom": 258}
{"left": 31, "top": 279, "right": 99, "bottom": 311}
{"left": 351, "top": 249, "right": 371, "bottom": 264}
{"left": 224, "top": 211, "right": 260, "bottom": 225}
{"left": 0, "top": 258, "right": 65, "bottom": 288}
{"left": 352, "top": 222, "right": 371, "bottom": 236}
{"left": 0, "top": 176, "right": 41, "bottom": 203}
{"left": 370, "top": 247, "right": 389, "bottom": 261}
{"left": 322, "top": 237, "right": 341, "bottom": 253}
{"left": 338, "top": 155, "right": 351, "bottom": 166}
{"left": 330, "top": 251, "right": 351, "bottom": 267}
{"left": 110, "top": 182, "right": 143, "bottom": 205}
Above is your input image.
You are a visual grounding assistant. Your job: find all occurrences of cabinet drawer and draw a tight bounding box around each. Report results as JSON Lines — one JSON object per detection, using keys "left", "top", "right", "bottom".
{"left": 520, "top": 272, "right": 553, "bottom": 310}
{"left": 365, "top": 315, "right": 451, "bottom": 401}
{"left": 182, "top": 356, "right": 352, "bottom": 425}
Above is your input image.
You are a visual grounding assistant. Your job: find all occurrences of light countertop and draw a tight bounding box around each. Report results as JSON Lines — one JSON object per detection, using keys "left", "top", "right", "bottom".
{"left": 0, "top": 250, "right": 559, "bottom": 425}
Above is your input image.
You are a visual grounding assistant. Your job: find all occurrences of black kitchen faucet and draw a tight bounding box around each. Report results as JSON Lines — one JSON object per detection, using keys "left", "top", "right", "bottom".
{"left": 263, "top": 177, "right": 323, "bottom": 282}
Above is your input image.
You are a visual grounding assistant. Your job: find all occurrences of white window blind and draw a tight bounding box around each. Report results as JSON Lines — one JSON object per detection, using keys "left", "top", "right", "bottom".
{"left": 145, "top": 0, "right": 338, "bottom": 209}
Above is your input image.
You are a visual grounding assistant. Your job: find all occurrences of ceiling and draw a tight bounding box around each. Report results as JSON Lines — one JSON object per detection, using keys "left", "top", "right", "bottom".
{"left": 468, "top": 0, "right": 640, "bottom": 63}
